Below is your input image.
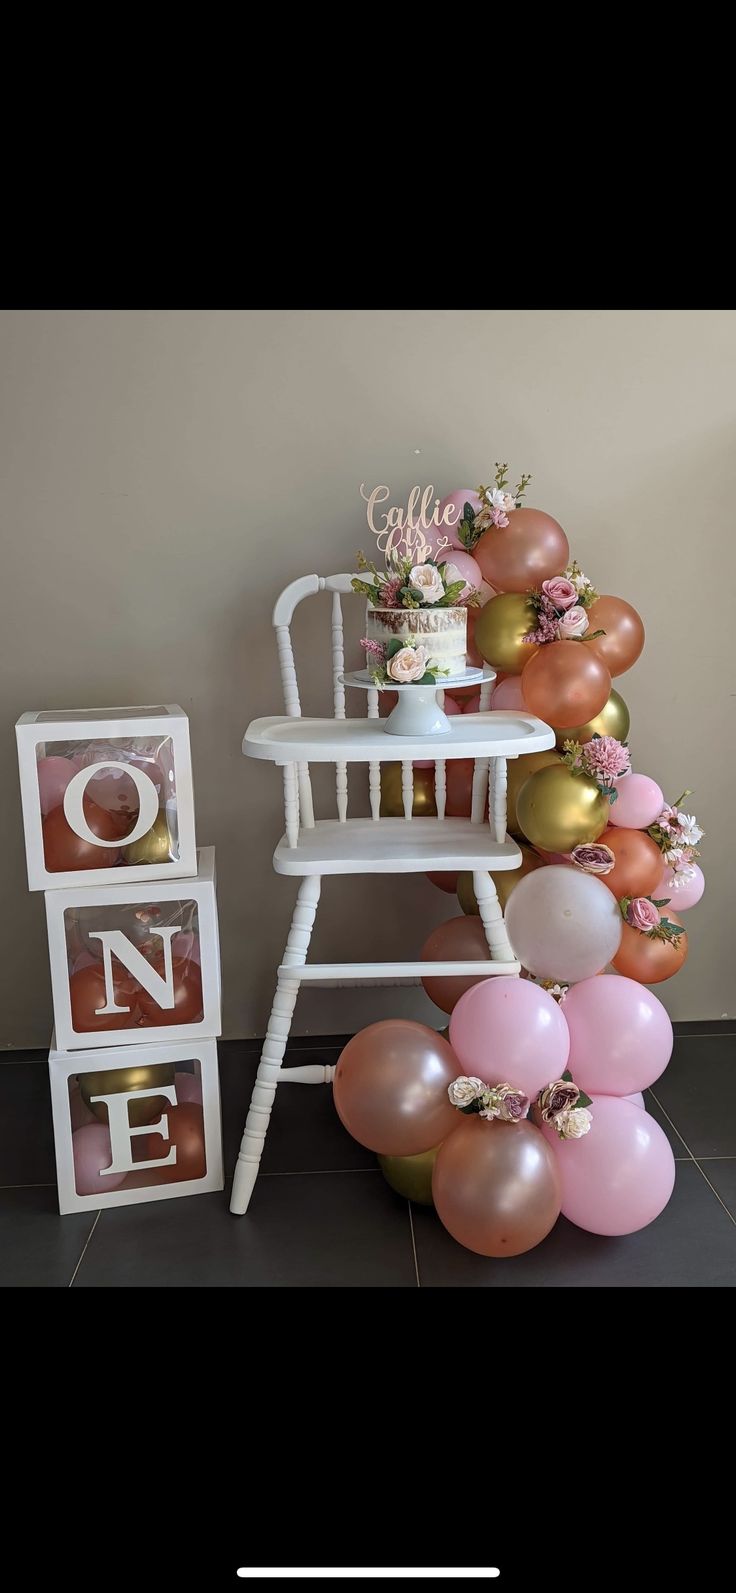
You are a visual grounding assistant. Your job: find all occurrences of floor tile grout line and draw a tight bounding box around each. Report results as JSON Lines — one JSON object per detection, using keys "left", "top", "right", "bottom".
{"left": 68, "top": 1211, "right": 102, "bottom": 1287}
{"left": 648, "top": 1091, "right": 736, "bottom": 1228}
{"left": 407, "top": 1202, "right": 421, "bottom": 1287}
{"left": 647, "top": 1090, "right": 694, "bottom": 1157}
{"left": 0, "top": 1182, "right": 57, "bottom": 1190}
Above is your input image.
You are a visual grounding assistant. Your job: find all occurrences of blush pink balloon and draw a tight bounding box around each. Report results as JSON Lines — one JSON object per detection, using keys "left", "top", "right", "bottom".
{"left": 69, "top": 1080, "right": 97, "bottom": 1131}
{"left": 491, "top": 676, "right": 528, "bottom": 711}
{"left": 609, "top": 773, "right": 664, "bottom": 829}
{"left": 414, "top": 694, "right": 462, "bottom": 766}
{"left": 72, "top": 1124, "right": 127, "bottom": 1196}
{"left": 427, "top": 488, "right": 484, "bottom": 555}
{"left": 171, "top": 931, "right": 202, "bottom": 964}
{"left": 37, "top": 755, "right": 82, "bottom": 817}
{"left": 541, "top": 1095, "right": 676, "bottom": 1235}
{"left": 624, "top": 1092, "right": 645, "bottom": 1109}
{"left": 535, "top": 848, "right": 572, "bottom": 865}
{"left": 174, "top": 1070, "right": 203, "bottom": 1105}
{"left": 562, "top": 973, "right": 673, "bottom": 1094}
{"left": 441, "top": 548, "right": 483, "bottom": 599}
{"left": 654, "top": 862, "right": 705, "bottom": 911}
{"left": 71, "top": 950, "right": 100, "bottom": 975}
{"left": 450, "top": 975, "right": 570, "bottom": 1098}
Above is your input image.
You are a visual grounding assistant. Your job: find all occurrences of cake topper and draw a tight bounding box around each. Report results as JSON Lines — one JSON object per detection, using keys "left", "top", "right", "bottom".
{"left": 360, "top": 483, "right": 457, "bottom": 564}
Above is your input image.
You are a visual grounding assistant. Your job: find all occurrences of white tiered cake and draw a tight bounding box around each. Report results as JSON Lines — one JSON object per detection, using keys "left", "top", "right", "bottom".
{"left": 365, "top": 605, "right": 467, "bottom": 675}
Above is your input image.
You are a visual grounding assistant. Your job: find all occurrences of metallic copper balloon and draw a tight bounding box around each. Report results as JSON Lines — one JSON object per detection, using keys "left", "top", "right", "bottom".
{"left": 457, "top": 842, "right": 544, "bottom": 915}
{"left": 586, "top": 596, "right": 645, "bottom": 677}
{"left": 426, "top": 872, "right": 459, "bottom": 893}
{"left": 552, "top": 688, "right": 630, "bottom": 750}
{"left": 69, "top": 964, "right": 141, "bottom": 1034}
{"left": 380, "top": 763, "right": 437, "bottom": 818}
{"left": 80, "top": 1062, "right": 176, "bottom": 1129}
{"left": 140, "top": 1101, "right": 207, "bottom": 1182}
{"left": 122, "top": 810, "right": 175, "bottom": 865}
{"left": 475, "top": 507, "right": 570, "bottom": 595}
{"left": 378, "top": 1144, "right": 441, "bottom": 1205}
{"left": 522, "top": 641, "right": 611, "bottom": 730}
{"left": 333, "top": 1020, "right": 459, "bottom": 1156}
{"left": 432, "top": 1116, "right": 562, "bottom": 1256}
{"left": 42, "top": 800, "right": 122, "bottom": 872}
{"left": 507, "top": 750, "right": 561, "bottom": 836}
{"left": 420, "top": 915, "right": 491, "bottom": 1014}
{"left": 445, "top": 759, "right": 475, "bottom": 818}
{"left": 612, "top": 915, "right": 688, "bottom": 984}
{"left": 136, "top": 957, "right": 204, "bottom": 1026}
{"left": 516, "top": 763, "right": 609, "bottom": 853}
{"left": 596, "top": 826, "right": 663, "bottom": 900}
{"left": 473, "top": 593, "right": 539, "bottom": 674}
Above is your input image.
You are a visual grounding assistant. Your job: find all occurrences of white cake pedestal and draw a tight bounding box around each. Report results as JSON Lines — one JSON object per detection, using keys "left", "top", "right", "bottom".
{"left": 341, "top": 666, "right": 494, "bottom": 737}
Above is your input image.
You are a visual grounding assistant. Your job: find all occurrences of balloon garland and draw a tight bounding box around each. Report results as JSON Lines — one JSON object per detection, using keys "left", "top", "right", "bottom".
{"left": 333, "top": 465, "right": 704, "bottom": 1256}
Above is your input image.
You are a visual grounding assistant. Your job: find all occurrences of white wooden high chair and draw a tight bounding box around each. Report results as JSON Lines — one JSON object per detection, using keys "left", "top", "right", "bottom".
{"left": 230, "top": 574, "right": 555, "bottom": 1215}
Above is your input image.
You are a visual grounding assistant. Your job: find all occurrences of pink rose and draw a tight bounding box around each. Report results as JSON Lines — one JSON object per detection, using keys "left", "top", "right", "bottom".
{"left": 541, "top": 577, "right": 578, "bottom": 610}
{"left": 626, "top": 897, "right": 661, "bottom": 932}
{"left": 557, "top": 605, "right": 589, "bottom": 639}
{"left": 387, "top": 644, "right": 430, "bottom": 684}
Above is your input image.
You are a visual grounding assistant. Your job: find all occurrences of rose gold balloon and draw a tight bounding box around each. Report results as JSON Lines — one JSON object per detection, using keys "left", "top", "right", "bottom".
{"left": 426, "top": 872, "right": 459, "bottom": 893}
{"left": 333, "top": 1020, "right": 459, "bottom": 1156}
{"left": 586, "top": 596, "right": 645, "bottom": 677}
{"left": 420, "top": 916, "right": 491, "bottom": 1014}
{"left": 597, "top": 826, "right": 663, "bottom": 900}
{"left": 612, "top": 916, "right": 688, "bottom": 984}
{"left": 141, "top": 1102, "right": 207, "bottom": 1182}
{"left": 432, "top": 1116, "right": 561, "bottom": 1256}
{"left": 475, "top": 507, "right": 570, "bottom": 594}
{"left": 522, "top": 641, "right": 611, "bottom": 729}
{"left": 42, "top": 800, "right": 122, "bottom": 872}
{"left": 445, "top": 759, "right": 475, "bottom": 818}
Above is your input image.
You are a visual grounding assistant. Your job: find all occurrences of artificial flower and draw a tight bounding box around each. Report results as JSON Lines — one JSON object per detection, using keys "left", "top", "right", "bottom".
{"left": 409, "top": 563, "right": 445, "bottom": 604}
{"left": 556, "top": 1107, "right": 593, "bottom": 1139}
{"left": 360, "top": 638, "right": 386, "bottom": 662}
{"left": 557, "top": 605, "right": 590, "bottom": 639}
{"left": 448, "top": 1076, "right": 486, "bottom": 1108}
{"left": 676, "top": 813, "right": 703, "bottom": 846}
{"left": 387, "top": 645, "right": 431, "bottom": 684}
{"left": 626, "top": 897, "right": 661, "bottom": 932}
{"left": 542, "top": 576, "right": 578, "bottom": 610}
{"left": 570, "top": 843, "right": 616, "bottom": 874}
{"left": 538, "top": 1079, "right": 580, "bottom": 1123}
{"left": 488, "top": 1084, "right": 530, "bottom": 1122}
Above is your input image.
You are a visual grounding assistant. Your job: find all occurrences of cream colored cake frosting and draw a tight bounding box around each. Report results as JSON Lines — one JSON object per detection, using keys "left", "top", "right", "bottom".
{"left": 365, "top": 605, "right": 467, "bottom": 676}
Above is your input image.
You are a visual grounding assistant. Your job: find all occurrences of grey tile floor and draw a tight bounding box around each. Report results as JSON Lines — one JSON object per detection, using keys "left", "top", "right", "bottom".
{"left": 1, "top": 1027, "right": 735, "bottom": 1286}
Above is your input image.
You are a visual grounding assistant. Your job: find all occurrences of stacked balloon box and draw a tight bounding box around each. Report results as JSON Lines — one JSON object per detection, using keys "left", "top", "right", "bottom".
{"left": 15, "top": 706, "right": 224, "bottom": 1214}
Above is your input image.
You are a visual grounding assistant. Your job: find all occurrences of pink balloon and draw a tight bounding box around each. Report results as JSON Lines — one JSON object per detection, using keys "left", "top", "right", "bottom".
{"left": 536, "top": 848, "right": 572, "bottom": 865}
{"left": 414, "top": 695, "right": 462, "bottom": 766}
{"left": 78, "top": 744, "right": 167, "bottom": 815}
{"left": 171, "top": 930, "right": 202, "bottom": 964}
{"left": 542, "top": 1095, "right": 676, "bottom": 1235}
{"left": 69, "top": 1080, "right": 96, "bottom": 1131}
{"left": 72, "top": 1124, "right": 127, "bottom": 1196}
{"left": 563, "top": 974, "right": 673, "bottom": 1094}
{"left": 450, "top": 975, "right": 570, "bottom": 1098}
{"left": 441, "top": 548, "right": 483, "bottom": 600}
{"left": 609, "top": 773, "right": 664, "bottom": 829}
{"left": 624, "top": 1092, "right": 645, "bottom": 1109}
{"left": 71, "top": 950, "right": 99, "bottom": 975}
{"left": 36, "top": 755, "right": 82, "bottom": 817}
{"left": 174, "top": 1070, "right": 203, "bottom": 1105}
{"left": 426, "top": 488, "right": 484, "bottom": 556}
{"left": 491, "top": 676, "right": 528, "bottom": 711}
{"left": 654, "top": 861, "right": 705, "bottom": 911}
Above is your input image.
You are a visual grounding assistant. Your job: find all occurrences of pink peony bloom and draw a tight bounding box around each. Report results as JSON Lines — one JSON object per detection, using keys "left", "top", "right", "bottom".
{"left": 490, "top": 506, "right": 510, "bottom": 528}
{"left": 583, "top": 736, "right": 631, "bottom": 784}
{"left": 542, "top": 577, "right": 578, "bottom": 610}
{"left": 557, "top": 605, "right": 590, "bottom": 639}
{"left": 656, "top": 804, "right": 679, "bottom": 833}
{"left": 626, "top": 897, "right": 661, "bottom": 932}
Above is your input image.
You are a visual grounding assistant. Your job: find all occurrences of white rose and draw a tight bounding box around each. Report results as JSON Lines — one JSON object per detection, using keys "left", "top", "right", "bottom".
{"left": 488, "top": 488, "right": 507, "bottom": 510}
{"left": 443, "top": 560, "right": 478, "bottom": 599}
{"left": 559, "top": 1107, "right": 592, "bottom": 1139}
{"left": 557, "top": 605, "right": 589, "bottom": 639}
{"left": 409, "top": 563, "right": 445, "bottom": 604}
{"left": 387, "top": 645, "right": 430, "bottom": 684}
{"left": 448, "top": 1076, "right": 486, "bottom": 1107}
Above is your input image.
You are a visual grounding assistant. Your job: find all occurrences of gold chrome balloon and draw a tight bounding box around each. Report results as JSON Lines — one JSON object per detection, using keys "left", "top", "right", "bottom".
{"left": 457, "top": 841, "right": 544, "bottom": 915}
{"left": 507, "top": 750, "right": 561, "bottom": 837}
{"left": 473, "top": 593, "right": 539, "bottom": 674}
{"left": 80, "top": 1063, "right": 176, "bottom": 1128}
{"left": 516, "top": 763, "right": 609, "bottom": 853}
{"left": 380, "top": 763, "right": 437, "bottom": 818}
{"left": 122, "top": 810, "right": 175, "bottom": 866}
{"left": 378, "top": 1144, "right": 440, "bottom": 1206}
{"left": 553, "top": 688, "right": 630, "bottom": 750}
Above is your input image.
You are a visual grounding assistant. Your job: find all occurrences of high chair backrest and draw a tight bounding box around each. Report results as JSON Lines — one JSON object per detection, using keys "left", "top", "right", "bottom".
{"left": 272, "top": 573, "right": 493, "bottom": 829}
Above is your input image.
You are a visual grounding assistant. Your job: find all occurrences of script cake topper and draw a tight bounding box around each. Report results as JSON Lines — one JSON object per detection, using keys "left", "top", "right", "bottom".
{"left": 360, "top": 483, "right": 463, "bottom": 564}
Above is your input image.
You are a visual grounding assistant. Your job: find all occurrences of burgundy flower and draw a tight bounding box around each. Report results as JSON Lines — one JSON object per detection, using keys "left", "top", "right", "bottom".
{"left": 570, "top": 843, "right": 616, "bottom": 875}
{"left": 538, "top": 1079, "right": 580, "bottom": 1123}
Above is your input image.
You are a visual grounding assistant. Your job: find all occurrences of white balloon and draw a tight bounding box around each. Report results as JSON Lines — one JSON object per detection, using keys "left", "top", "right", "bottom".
{"left": 505, "top": 865, "right": 623, "bottom": 983}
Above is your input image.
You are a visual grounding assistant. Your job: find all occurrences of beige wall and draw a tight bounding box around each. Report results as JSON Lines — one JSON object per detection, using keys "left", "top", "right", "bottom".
{"left": 1, "top": 309, "right": 734, "bottom": 1046}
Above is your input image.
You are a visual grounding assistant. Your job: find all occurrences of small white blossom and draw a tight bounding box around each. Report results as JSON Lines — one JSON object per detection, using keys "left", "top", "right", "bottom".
{"left": 676, "top": 813, "right": 703, "bottom": 846}
{"left": 488, "top": 488, "right": 507, "bottom": 510}
{"left": 557, "top": 1107, "right": 593, "bottom": 1139}
{"left": 448, "top": 1076, "right": 486, "bottom": 1108}
{"left": 501, "top": 493, "right": 517, "bottom": 512}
